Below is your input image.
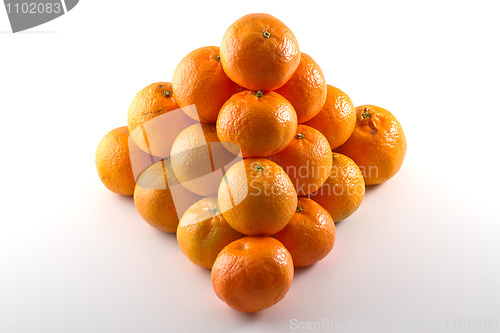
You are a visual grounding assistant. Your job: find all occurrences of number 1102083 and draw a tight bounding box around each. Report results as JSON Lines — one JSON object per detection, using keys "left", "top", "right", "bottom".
{"left": 6, "top": 2, "right": 62, "bottom": 14}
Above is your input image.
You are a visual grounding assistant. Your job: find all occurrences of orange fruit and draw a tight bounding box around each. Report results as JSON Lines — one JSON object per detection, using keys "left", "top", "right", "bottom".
{"left": 273, "top": 197, "right": 335, "bottom": 267}
{"left": 303, "top": 85, "right": 356, "bottom": 149}
{"left": 211, "top": 236, "right": 294, "bottom": 313}
{"left": 216, "top": 90, "right": 297, "bottom": 158}
{"left": 218, "top": 158, "right": 297, "bottom": 236}
{"left": 176, "top": 197, "right": 244, "bottom": 269}
{"left": 128, "top": 82, "right": 192, "bottom": 157}
{"left": 308, "top": 153, "right": 365, "bottom": 222}
{"left": 172, "top": 46, "right": 242, "bottom": 124}
{"left": 268, "top": 125, "right": 332, "bottom": 196}
{"left": 220, "top": 13, "right": 300, "bottom": 91}
{"left": 134, "top": 159, "right": 202, "bottom": 233}
{"left": 95, "top": 126, "right": 136, "bottom": 196}
{"left": 275, "top": 52, "right": 327, "bottom": 123}
{"left": 335, "top": 105, "right": 407, "bottom": 185}
{"left": 170, "top": 123, "right": 240, "bottom": 197}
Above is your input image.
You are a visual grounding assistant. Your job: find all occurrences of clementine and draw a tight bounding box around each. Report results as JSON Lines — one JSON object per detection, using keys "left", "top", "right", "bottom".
{"left": 170, "top": 123, "right": 240, "bottom": 197}
{"left": 308, "top": 153, "right": 365, "bottom": 222}
{"left": 303, "top": 85, "right": 356, "bottom": 149}
{"left": 134, "top": 159, "right": 202, "bottom": 233}
{"left": 172, "top": 46, "right": 242, "bottom": 123}
{"left": 220, "top": 13, "right": 300, "bottom": 91}
{"left": 95, "top": 126, "right": 136, "bottom": 196}
{"left": 335, "top": 105, "right": 407, "bottom": 185}
{"left": 177, "top": 197, "right": 244, "bottom": 269}
{"left": 268, "top": 125, "right": 332, "bottom": 196}
{"left": 218, "top": 158, "right": 297, "bottom": 236}
{"left": 211, "top": 236, "right": 294, "bottom": 313}
{"left": 276, "top": 52, "right": 327, "bottom": 123}
{"left": 273, "top": 197, "right": 335, "bottom": 267}
{"left": 128, "top": 82, "right": 192, "bottom": 157}
{"left": 216, "top": 90, "right": 297, "bottom": 158}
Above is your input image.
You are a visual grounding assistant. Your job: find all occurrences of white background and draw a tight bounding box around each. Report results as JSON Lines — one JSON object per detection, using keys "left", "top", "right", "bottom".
{"left": 1, "top": 1, "right": 500, "bottom": 332}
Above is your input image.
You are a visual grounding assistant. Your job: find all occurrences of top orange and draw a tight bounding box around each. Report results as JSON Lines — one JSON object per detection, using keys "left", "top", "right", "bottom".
{"left": 220, "top": 13, "right": 300, "bottom": 91}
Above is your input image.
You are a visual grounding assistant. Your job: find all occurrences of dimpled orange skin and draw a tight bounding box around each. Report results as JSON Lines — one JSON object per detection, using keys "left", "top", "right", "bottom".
{"left": 335, "top": 105, "right": 407, "bottom": 185}
{"left": 127, "top": 82, "right": 179, "bottom": 134}
{"left": 211, "top": 236, "right": 294, "bottom": 313}
{"left": 216, "top": 90, "right": 297, "bottom": 158}
{"left": 176, "top": 197, "right": 244, "bottom": 269}
{"left": 268, "top": 125, "right": 332, "bottom": 196}
{"left": 220, "top": 13, "right": 300, "bottom": 91}
{"left": 276, "top": 53, "right": 327, "bottom": 123}
{"left": 95, "top": 126, "right": 136, "bottom": 196}
{"left": 218, "top": 158, "right": 297, "bottom": 236}
{"left": 308, "top": 153, "right": 365, "bottom": 222}
{"left": 134, "top": 160, "right": 201, "bottom": 233}
{"left": 273, "top": 198, "right": 336, "bottom": 267}
{"left": 304, "top": 85, "right": 356, "bottom": 149}
{"left": 172, "top": 46, "right": 243, "bottom": 123}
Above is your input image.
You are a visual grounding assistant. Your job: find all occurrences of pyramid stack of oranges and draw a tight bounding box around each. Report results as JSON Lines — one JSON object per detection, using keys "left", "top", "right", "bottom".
{"left": 95, "top": 13, "right": 407, "bottom": 313}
